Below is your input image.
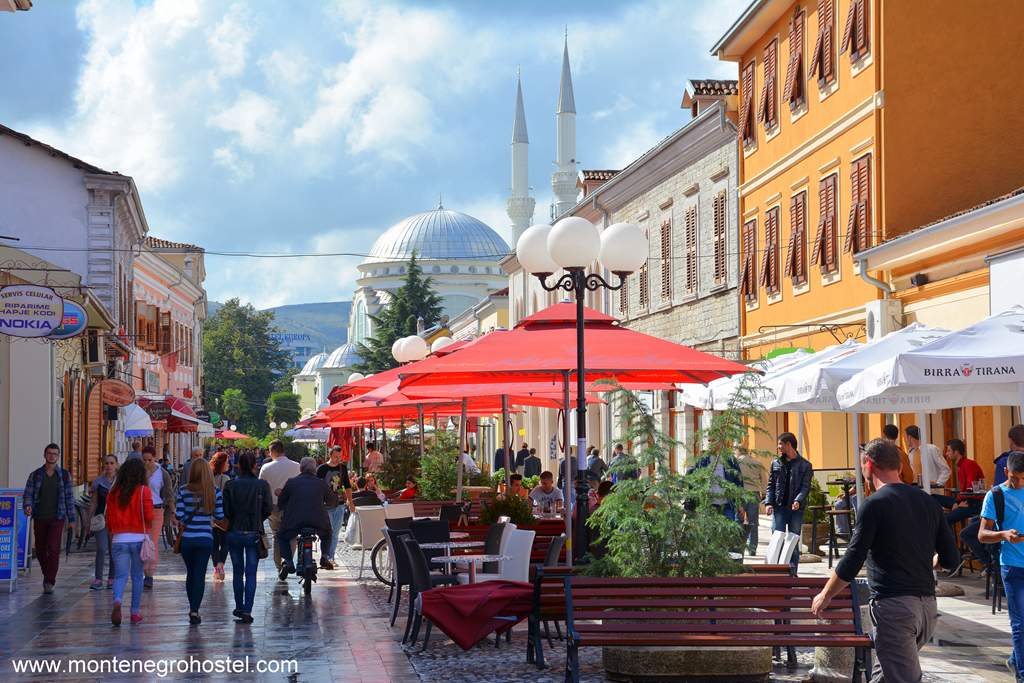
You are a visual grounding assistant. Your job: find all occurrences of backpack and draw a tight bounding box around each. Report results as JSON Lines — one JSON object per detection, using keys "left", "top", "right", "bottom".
{"left": 994, "top": 486, "right": 1006, "bottom": 530}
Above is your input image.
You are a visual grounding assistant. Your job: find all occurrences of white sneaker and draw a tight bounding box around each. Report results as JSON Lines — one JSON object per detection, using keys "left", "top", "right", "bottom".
{"left": 42, "top": 583, "right": 54, "bottom": 594}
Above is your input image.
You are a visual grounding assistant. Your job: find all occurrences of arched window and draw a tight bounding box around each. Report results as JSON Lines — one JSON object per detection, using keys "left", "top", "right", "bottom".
{"left": 450, "top": 265, "right": 459, "bottom": 273}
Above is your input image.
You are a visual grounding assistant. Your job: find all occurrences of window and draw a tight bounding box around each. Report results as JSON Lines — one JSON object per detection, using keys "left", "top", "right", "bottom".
{"left": 840, "top": 0, "right": 869, "bottom": 61}
{"left": 811, "top": 174, "right": 839, "bottom": 274}
{"left": 659, "top": 218, "right": 672, "bottom": 300}
{"left": 638, "top": 263, "right": 649, "bottom": 309}
{"left": 739, "top": 60, "right": 757, "bottom": 145}
{"left": 618, "top": 276, "right": 629, "bottom": 315}
{"left": 684, "top": 206, "right": 698, "bottom": 294}
{"left": 159, "top": 310, "right": 172, "bottom": 355}
{"left": 760, "top": 207, "right": 781, "bottom": 295}
{"left": 713, "top": 192, "right": 728, "bottom": 284}
{"left": 741, "top": 219, "right": 758, "bottom": 303}
{"left": 808, "top": 0, "right": 836, "bottom": 87}
{"left": 786, "top": 191, "right": 809, "bottom": 286}
{"left": 785, "top": 8, "right": 806, "bottom": 110}
{"left": 758, "top": 39, "right": 778, "bottom": 130}
{"left": 844, "top": 154, "right": 872, "bottom": 254}
{"left": 135, "top": 301, "right": 146, "bottom": 349}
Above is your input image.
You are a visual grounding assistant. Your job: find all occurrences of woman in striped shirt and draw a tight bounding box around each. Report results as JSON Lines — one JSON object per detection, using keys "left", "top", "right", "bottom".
{"left": 175, "top": 458, "right": 224, "bottom": 625}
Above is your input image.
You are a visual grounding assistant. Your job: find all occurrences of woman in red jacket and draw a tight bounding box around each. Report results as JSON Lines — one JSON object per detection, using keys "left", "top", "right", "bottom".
{"left": 105, "top": 458, "right": 153, "bottom": 625}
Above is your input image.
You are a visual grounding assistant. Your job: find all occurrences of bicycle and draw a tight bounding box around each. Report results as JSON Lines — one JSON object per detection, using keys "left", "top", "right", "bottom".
{"left": 370, "top": 537, "right": 393, "bottom": 587}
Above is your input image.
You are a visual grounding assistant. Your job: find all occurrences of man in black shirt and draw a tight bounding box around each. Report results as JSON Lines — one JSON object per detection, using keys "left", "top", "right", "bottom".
{"left": 812, "top": 438, "right": 959, "bottom": 682}
{"left": 316, "top": 446, "right": 351, "bottom": 570}
{"left": 514, "top": 443, "right": 530, "bottom": 474}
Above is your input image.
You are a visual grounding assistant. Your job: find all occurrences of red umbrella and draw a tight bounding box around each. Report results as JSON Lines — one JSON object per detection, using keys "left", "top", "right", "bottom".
{"left": 215, "top": 429, "right": 251, "bottom": 440}
{"left": 397, "top": 302, "right": 748, "bottom": 389}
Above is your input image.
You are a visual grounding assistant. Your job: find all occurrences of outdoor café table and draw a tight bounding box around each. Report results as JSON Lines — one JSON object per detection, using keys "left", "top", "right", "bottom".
{"left": 449, "top": 531, "right": 469, "bottom": 539}
{"left": 419, "top": 540, "right": 485, "bottom": 572}
{"left": 431, "top": 554, "right": 510, "bottom": 584}
{"left": 419, "top": 580, "right": 533, "bottom": 650}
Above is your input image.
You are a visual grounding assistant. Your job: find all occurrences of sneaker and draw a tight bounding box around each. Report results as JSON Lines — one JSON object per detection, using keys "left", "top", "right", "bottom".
{"left": 320, "top": 559, "right": 335, "bottom": 570}
{"left": 143, "top": 576, "right": 153, "bottom": 589}
{"left": 89, "top": 580, "right": 103, "bottom": 591}
{"left": 106, "top": 579, "right": 114, "bottom": 589}
{"left": 236, "top": 613, "right": 254, "bottom": 624}
{"left": 188, "top": 611, "right": 201, "bottom": 625}
{"left": 111, "top": 602, "right": 122, "bottom": 626}
{"left": 232, "top": 608, "right": 244, "bottom": 618}
{"left": 130, "top": 614, "right": 143, "bottom": 624}
{"left": 1008, "top": 656, "right": 1017, "bottom": 676}
{"left": 42, "top": 583, "right": 54, "bottom": 594}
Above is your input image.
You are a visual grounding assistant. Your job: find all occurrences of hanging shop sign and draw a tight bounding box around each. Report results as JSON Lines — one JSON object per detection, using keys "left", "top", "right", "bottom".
{"left": 99, "top": 379, "right": 135, "bottom": 407}
{"left": 207, "top": 410, "right": 221, "bottom": 425}
{"left": 0, "top": 285, "right": 64, "bottom": 338}
{"left": 145, "top": 401, "right": 171, "bottom": 421}
{"left": 46, "top": 299, "right": 88, "bottom": 340}
{"left": 195, "top": 409, "right": 211, "bottom": 422}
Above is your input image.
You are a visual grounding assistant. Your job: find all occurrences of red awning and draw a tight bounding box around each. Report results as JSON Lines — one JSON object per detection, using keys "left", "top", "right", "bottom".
{"left": 137, "top": 396, "right": 201, "bottom": 433}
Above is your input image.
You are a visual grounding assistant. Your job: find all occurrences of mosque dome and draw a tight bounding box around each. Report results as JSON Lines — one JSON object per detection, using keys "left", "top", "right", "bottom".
{"left": 298, "top": 351, "right": 329, "bottom": 376}
{"left": 362, "top": 207, "right": 509, "bottom": 264}
{"left": 323, "top": 343, "right": 362, "bottom": 370}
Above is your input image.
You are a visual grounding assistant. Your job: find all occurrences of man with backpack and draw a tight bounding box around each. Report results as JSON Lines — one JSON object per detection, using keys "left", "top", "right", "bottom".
{"left": 980, "top": 447, "right": 1024, "bottom": 681}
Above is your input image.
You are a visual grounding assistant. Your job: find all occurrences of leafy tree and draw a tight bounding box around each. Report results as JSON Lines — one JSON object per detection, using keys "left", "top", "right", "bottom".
{"left": 586, "top": 375, "right": 766, "bottom": 578}
{"left": 266, "top": 391, "right": 301, "bottom": 425}
{"left": 220, "top": 389, "right": 247, "bottom": 425}
{"left": 273, "top": 366, "right": 300, "bottom": 393}
{"left": 203, "top": 298, "right": 291, "bottom": 435}
{"left": 418, "top": 429, "right": 460, "bottom": 501}
{"left": 354, "top": 254, "right": 443, "bottom": 373}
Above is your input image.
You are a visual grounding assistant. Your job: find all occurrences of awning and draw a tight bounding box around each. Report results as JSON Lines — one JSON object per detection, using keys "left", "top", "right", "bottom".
{"left": 122, "top": 403, "right": 154, "bottom": 437}
{"left": 137, "top": 396, "right": 203, "bottom": 434}
{"left": 196, "top": 420, "right": 215, "bottom": 436}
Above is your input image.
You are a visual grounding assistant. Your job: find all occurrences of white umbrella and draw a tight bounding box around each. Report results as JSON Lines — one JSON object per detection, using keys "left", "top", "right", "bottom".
{"left": 122, "top": 403, "right": 154, "bottom": 437}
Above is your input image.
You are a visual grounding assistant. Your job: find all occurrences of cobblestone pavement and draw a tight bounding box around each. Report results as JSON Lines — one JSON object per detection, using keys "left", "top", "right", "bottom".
{"left": 0, "top": 517, "right": 1017, "bottom": 682}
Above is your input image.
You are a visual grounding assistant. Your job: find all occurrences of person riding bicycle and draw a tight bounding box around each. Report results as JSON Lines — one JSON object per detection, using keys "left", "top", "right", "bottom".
{"left": 277, "top": 457, "right": 338, "bottom": 579}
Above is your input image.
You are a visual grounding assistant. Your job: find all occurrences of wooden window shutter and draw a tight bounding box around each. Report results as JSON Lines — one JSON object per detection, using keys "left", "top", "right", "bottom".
{"left": 147, "top": 304, "right": 158, "bottom": 351}
{"left": 811, "top": 179, "right": 828, "bottom": 270}
{"left": 741, "top": 220, "right": 757, "bottom": 302}
{"left": 786, "top": 192, "right": 808, "bottom": 285}
{"left": 619, "top": 276, "right": 629, "bottom": 314}
{"left": 824, "top": 174, "right": 838, "bottom": 272}
{"left": 159, "top": 310, "right": 172, "bottom": 355}
{"left": 713, "top": 192, "right": 728, "bottom": 284}
{"left": 843, "top": 154, "right": 872, "bottom": 254}
{"left": 808, "top": 0, "right": 835, "bottom": 85}
{"left": 685, "top": 206, "right": 698, "bottom": 294}
{"left": 785, "top": 9, "right": 805, "bottom": 109}
{"left": 660, "top": 219, "right": 673, "bottom": 299}
{"left": 758, "top": 39, "right": 778, "bottom": 129}
{"left": 639, "top": 263, "right": 649, "bottom": 309}
{"left": 840, "top": 0, "right": 869, "bottom": 60}
{"left": 739, "top": 60, "right": 757, "bottom": 144}
{"left": 759, "top": 207, "right": 780, "bottom": 294}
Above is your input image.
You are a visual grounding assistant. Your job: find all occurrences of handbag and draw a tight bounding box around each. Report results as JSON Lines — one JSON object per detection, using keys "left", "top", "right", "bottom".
{"left": 255, "top": 488, "right": 269, "bottom": 559}
{"left": 140, "top": 491, "right": 157, "bottom": 563}
{"left": 89, "top": 513, "right": 106, "bottom": 533}
{"left": 173, "top": 506, "right": 197, "bottom": 555}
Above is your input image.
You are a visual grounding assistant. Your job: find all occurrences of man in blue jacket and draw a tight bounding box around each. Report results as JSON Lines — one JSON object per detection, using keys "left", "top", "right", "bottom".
{"left": 23, "top": 443, "right": 76, "bottom": 594}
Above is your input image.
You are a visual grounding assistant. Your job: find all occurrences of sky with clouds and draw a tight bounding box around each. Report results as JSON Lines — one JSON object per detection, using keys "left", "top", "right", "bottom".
{"left": 0, "top": 0, "right": 746, "bottom": 307}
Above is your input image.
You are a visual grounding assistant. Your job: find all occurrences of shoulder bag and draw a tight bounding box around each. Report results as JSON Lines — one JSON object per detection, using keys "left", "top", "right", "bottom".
{"left": 173, "top": 496, "right": 197, "bottom": 555}
{"left": 140, "top": 489, "right": 157, "bottom": 563}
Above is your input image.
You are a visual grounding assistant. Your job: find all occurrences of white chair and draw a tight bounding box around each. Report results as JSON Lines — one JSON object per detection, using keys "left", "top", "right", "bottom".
{"left": 385, "top": 502, "right": 414, "bottom": 520}
{"left": 349, "top": 506, "right": 387, "bottom": 579}
{"left": 458, "top": 525, "right": 528, "bottom": 584}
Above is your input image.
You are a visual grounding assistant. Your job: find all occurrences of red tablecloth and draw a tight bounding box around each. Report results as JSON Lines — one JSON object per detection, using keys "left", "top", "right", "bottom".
{"left": 419, "top": 580, "right": 533, "bottom": 650}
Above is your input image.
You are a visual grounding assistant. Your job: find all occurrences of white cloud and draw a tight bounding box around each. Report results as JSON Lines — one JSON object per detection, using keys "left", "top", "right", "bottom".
{"left": 207, "top": 90, "right": 281, "bottom": 153}
{"left": 600, "top": 116, "right": 664, "bottom": 170}
{"left": 593, "top": 94, "right": 635, "bottom": 120}
{"left": 212, "top": 146, "right": 254, "bottom": 183}
{"left": 258, "top": 48, "right": 311, "bottom": 89}
{"left": 206, "top": 3, "right": 254, "bottom": 79}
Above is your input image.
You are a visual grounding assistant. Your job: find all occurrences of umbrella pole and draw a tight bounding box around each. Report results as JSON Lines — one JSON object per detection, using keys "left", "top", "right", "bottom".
{"left": 852, "top": 413, "right": 864, "bottom": 510}
{"left": 381, "top": 418, "right": 388, "bottom": 459}
{"left": 501, "top": 395, "right": 512, "bottom": 491}
{"left": 563, "top": 371, "right": 573, "bottom": 567}
{"left": 918, "top": 411, "right": 932, "bottom": 493}
{"left": 457, "top": 399, "right": 467, "bottom": 501}
{"left": 417, "top": 405, "right": 425, "bottom": 461}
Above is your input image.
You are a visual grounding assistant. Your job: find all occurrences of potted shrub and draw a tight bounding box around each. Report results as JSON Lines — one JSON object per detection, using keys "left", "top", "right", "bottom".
{"left": 375, "top": 437, "right": 420, "bottom": 491}
{"left": 586, "top": 377, "right": 774, "bottom": 681}
{"left": 418, "top": 430, "right": 460, "bottom": 500}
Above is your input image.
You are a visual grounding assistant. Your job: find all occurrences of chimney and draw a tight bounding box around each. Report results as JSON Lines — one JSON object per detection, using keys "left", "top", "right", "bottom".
{"left": 681, "top": 79, "right": 739, "bottom": 125}
{"left": 577, "top": 170, "right": 619, "bottom": 199}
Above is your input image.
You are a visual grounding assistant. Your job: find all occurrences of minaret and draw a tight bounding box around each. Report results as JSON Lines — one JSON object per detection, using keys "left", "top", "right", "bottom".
{"left": 552, "top": 31, "right": 578, "bottom": 218}
{"left": 507, "top": 69, "right": 535, "bottom": 243}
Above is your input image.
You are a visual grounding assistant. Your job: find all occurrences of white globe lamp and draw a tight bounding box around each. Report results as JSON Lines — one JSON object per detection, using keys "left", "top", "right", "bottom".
{"left": 229, "top": 424, "right": 237, "bottom": 431}
{"left": 431, "top": 336, "right": 454, "bottom": 353}
{"left": 347, "top": 372, "right": 365, "bottom": 383}
{"left": 516, "top": 224, "right": 559, "bottom": 275}
{"left": 280, "top": 422, "right": 289, "bottom": 430}
{"left": 391, "top": 339, "right": 405, "bottom": 361}
{"left": 548, "top": 216, "right": 600, "bottom": 269}
{"left": 269, "top": 421, "right": 277, "bottom": 430}
{"left": 401, "top": 335, "right": 429, "bottom": 362}
{"left": 599, "top": 222, "right": 648, "bottom": 275}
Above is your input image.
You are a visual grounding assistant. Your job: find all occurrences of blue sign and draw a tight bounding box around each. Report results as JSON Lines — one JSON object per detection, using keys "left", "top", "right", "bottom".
{"left": 0, "top": 494, "right": 17, "bottom": 584}
{"left": 47, "top": 299, "right": 88, "bottom": 339}
{"left": 0, "top": 489, "right": 27, "bottom": 570}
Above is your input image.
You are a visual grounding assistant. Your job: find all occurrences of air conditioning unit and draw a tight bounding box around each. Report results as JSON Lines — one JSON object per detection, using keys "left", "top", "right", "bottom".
{"left": 864, "top": 299, "right": 903, "bottom": 342}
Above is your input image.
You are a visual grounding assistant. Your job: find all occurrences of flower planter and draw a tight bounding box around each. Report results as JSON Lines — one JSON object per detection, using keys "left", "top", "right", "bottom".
{"left": 602, "top": 645, "right": 772, "bottom": 682}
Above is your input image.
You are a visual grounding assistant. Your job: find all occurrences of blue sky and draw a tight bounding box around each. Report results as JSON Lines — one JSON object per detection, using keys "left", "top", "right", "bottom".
{"left": 0, "top": 0, "right": 745, "bottom": 306}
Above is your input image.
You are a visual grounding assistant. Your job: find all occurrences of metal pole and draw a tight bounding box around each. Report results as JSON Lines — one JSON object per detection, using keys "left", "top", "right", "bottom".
{"left": 917, "top": 411, "right": 932, "bottom": 493}
{"left": 456, "top": 399, "right": 467, "bottom": 501}
{"left": 562, "top": 371, "right": 573, "bottom": 567}
{"left": 852, "top": 413, "right": 864, "bottom": 509}
{"left": 573, "top": 271, "right": 590, "bottom": 561}
{"left": 417, "top": 404, "right": 425, "bottom": 461}
{"left": 501, "top": 395, "right": 512, "bottom": 490}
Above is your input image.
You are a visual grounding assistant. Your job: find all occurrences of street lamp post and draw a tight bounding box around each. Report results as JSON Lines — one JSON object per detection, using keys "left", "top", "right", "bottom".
{"left": 516, "top": 217, "right": 648, "bottom": 561}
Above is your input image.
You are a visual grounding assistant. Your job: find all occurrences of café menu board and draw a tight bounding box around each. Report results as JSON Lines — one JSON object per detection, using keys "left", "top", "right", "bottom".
{"left": 0, "top": 493, "right": 19, "bottom": 588}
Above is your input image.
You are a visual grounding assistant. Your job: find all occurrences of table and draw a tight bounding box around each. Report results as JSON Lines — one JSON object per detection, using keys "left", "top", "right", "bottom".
{"left": 450, "top": 531, "right": 469, "bottom": 539}
{"left": 419, "top": 541, "right": 485, "bottom": 551}
{"left": 431, "top": 554, "right": 510, "bottom": 584}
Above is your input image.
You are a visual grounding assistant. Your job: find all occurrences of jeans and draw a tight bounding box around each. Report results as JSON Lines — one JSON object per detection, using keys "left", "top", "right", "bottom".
{"left": 94, "top": 528, "right": 113, "bottom": 581}
{"left": 946, "top": 501, "right": 982, "bottom": 527}
{"left": 32, "top": 518, "right": 65, "bottom": 585}
{"left": 326, "top": 506, "right": 346, "bottom": 560}
{"left": 741, "top": 501, "right": 760, "bottom": 552}
{"left": 112, "top": 542, "right": 144, "bottom": 614}
{"left": 226, "top": 531, "right": 260, "bottom": 614}
{"left": 212, "top": 528, "right": 228, "bottom": 566}
{"left": 869, "top": 595, "right": 937, "bottom": 683}
{"left": 960, "top": 517, "right": 992, "bottom": 566}
{"left": 179, "top": 537, "right": 212, "bottom": 612}
{"left": 1003, "top": 565, "right": 1024, "bottom": 680}
{"left": 772, "top": 507, "right": 805, "bottom": 570}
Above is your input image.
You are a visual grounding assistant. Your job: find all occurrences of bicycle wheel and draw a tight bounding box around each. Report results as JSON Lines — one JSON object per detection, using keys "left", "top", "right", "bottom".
{"left": 370, "top": 538, "right": 393, "bottom": 587}
{"left": 162, "top": 523, "right": 177, "bottom": 550}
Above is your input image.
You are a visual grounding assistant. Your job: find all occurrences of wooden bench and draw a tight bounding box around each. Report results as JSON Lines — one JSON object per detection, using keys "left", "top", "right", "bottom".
{"left": 561, "top": 574, "right": 871, "bottom": 683}
{"left": 526, "top": 564, "right": 797, "bottom": 669}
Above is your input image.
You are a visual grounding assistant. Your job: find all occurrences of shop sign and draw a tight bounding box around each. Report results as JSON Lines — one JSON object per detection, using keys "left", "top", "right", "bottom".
{"left": 145, "top": 401, "right": 171, "bottom": 421}
{"left": 0, "top": 490, "right": 28, "bottom": 572}
{"left": 195, "top": 409, "right": 211, "bottom": 422}
{"left": 0, "top": 285, "right": 63, "bottom": 338}
{"left": 207, "top": 410, "right": 221, "bottom": 425}
{"left": 100, "top": 379, "right": 135, "bottom": 407}
{"left": 47, "top": 299, "right": 88, "bottom": 340}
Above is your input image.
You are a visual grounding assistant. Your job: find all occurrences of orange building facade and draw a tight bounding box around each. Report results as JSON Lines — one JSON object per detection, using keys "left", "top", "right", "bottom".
{"left": 713, "top": 0, "right": 1024, "bottom": 472}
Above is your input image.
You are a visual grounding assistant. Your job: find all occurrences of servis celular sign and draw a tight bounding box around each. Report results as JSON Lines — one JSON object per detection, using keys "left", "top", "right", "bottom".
{"left": 0, "top": 285, "right": 64, "bottom": 338}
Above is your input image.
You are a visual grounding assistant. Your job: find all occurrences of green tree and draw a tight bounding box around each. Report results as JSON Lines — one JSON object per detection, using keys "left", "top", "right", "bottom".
{"left": 266, "top": 391, "right": 301, "bottom": 425}
{"left": 220, "top": 388, "right": 248, "bottom": 425}
{"left": 273, "top": 366, "right": 299, "bottom": 393}
{"left": 203, "top": 298, "right": 291, "bottom": 435}
{"left": 354, "top": 254, "right": 443, "bottom": 373}
{"left": 418, "top": 430, "right": 459, "bottom": 501}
